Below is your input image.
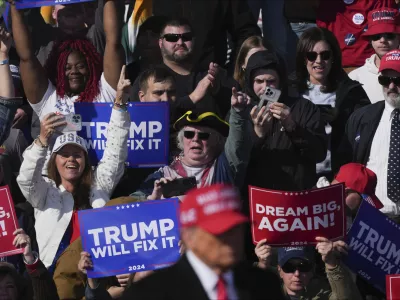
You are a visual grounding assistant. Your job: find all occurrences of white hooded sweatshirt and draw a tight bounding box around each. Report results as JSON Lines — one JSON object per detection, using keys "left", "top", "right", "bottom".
{"left": 348, "top": 54, "right": 384, "bottom": 103}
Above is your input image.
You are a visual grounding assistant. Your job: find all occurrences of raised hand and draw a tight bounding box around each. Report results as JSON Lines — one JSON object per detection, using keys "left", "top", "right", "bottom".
{"left": 269, "top": 102, "right": 296, "bottom": 131}
{"left": 254, "top": 238, "right": 272, "bottom": 269}
{"left": 208, "top": 62, "right": 223, "bottom": 94}
{"left": 78, "top": 251, "right": 93, "bottom": 274}
{"left": 231, "top": 87, "right": 250, "bottom": 112}
{"left": 38, "top": 113, "right": 66, "bottom": 146}
{"left": 0, "top": 26, "right": 12, "bottom": 56}
{"left": 315, "top": 237, "right": 349, "bottom": 269}
{"left": 250, "top": 105, "right": 273, "bottom": 139}
{"left": 116, "top": 273, "right": 131, "bottom": 287}
{"left": 116, "top": 65, "right": 131, "bottom": 105}
{"left": 147, "top": 177, "right": 175, "bottom": 200}
{"left": 13, "top": 228, "right": 34, "bottom": 264}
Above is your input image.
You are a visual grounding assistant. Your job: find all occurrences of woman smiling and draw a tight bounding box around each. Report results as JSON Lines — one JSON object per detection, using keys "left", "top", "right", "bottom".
{"left": 16, "top": 69, "right": 131, "bottom": 272}
{"left": 295, "top": 27, "right": 370, "bottom": 178}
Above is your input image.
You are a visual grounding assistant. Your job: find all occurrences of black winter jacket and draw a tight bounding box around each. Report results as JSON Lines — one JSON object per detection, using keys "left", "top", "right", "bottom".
{"left": 328, "top": 74, "right": 371, "bottom": 173}
{"left": 243, "top": 51, "right": 327, "bottom": 191}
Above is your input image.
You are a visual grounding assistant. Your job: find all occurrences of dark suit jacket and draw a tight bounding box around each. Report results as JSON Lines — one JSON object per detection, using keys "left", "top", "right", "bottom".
{"left": 121, "top": 254, "right": 285, "bottom": 300}
{"left": 338, "top": 101, "right": 385, "bottom": 167}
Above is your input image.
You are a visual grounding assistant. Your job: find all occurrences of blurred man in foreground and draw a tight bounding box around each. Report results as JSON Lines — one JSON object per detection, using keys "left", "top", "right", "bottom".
{"left": 122, "top": 184, "right": 285, "bottom": 300}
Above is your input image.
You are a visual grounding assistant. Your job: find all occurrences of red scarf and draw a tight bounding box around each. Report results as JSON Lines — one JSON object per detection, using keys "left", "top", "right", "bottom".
{"left": 169, "top": 157, "right": 214, "bottom": 188}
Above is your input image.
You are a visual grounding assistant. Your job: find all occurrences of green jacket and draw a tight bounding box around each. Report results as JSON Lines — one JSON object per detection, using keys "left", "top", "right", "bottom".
{"left": 281, "top": 264, "right": 362, "bottom": 300}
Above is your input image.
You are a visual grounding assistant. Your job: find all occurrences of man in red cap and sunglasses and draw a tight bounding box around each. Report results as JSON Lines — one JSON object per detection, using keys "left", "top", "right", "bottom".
{"left": 341, "top": 49, "right": 400, "bottom": 223}
{"left": 123, "top": 184, "right": 285, "bottom": 300}
{"left": 349, "top": 7, "right": 400, "bottom": 103}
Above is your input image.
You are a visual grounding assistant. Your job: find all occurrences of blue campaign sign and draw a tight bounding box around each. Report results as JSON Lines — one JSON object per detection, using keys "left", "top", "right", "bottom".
{"left": 78, "top": 198, "right": 181, "bottom": 278}
{"left": 15, "top": 0, "right": 94, "bottom": 9}
{"left": 75, "top": 102, "right": 170, "bottom": 168}
{"left": 344, "top": 201, "right": 400, "bottom": 293}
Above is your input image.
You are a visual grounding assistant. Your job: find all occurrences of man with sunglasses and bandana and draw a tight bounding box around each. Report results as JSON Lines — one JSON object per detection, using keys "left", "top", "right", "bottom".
{"left": 130, "top": 91, "right": 253, "bottom": 201}
{"left": 255, "top": 242, "right": 362, "bottom": 299}
{"left": 341, "top": 49, "right": 400, "bottom": 223}
{"left": 349, "top": 8, "right": 400, "bottom": 103}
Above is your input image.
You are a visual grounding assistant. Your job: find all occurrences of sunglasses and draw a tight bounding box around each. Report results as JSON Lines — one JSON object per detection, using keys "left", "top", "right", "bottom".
{"left": 305, "top": 51, "right": 332, "bottom": 62}
{"left": 371, "top": 33, "right": 397, "bottom": 41}
{"left": 162, "top": 32, "right": 193, "bottom": 43}
{"left": 378, "top": 75, "right": 400, "bottom": 86}
{"left": 281, "top": 260, "right": 312, "bottom": 273}
{"left": 183, "top": 131, "right": 211, "bottom": 141}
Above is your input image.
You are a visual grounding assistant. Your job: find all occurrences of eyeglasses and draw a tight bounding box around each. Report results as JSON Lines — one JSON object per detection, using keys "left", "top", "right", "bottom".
{"left": 281, "top": 260, "right": 312, "bottom": 273}
{"left": 162, "top": 33, "right": 193, "bottom": 43}
{"left": 183, "top": 131, "right": 211, "bottom": 141}
{"left": 371, "top": 33, "right": 397, "bottom": 41}
{"left": 378, "top": 75, "right": 400, "bottom": 86}
{"left": 305, "top": 51, "right": 332, "bottom": 62}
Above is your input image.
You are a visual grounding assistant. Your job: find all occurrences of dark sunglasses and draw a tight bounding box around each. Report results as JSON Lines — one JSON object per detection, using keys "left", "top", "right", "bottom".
{"left": 282, "top": 260, "right": 312, "bottom": 273}
{"left": 371, "top": 33, "right": 397, "bottom": 41}
{"left": 305, "top": 51, "right": 332, "bottom": 62}
{"left": 162, "top": 32, "right": 193, "bottom": 43}
{"left": 183, "top": 131, "right": 211, "bottom": 141}
{"left": 378, "top": 75, "right": 400, "bottom": 86}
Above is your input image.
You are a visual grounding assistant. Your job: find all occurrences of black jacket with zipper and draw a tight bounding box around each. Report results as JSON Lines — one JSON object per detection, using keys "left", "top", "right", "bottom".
{"left": 245, "top": 96, "right": 327, "bottom": 191}
{"left": 328, "top": 74, "right": 371, "bottom": 173}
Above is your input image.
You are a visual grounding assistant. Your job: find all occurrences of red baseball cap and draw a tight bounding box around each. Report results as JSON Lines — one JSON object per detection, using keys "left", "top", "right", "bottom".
{"left": 335, "top": 163, "right": 383, "bottom": 209}
{"left": 379, "top": 50, "right": 400, "bottom": 73}
{"left": 363, "top": 8, "right": 400, "bottom": 37}
{"left": 179, "top": 184, "right": 248, "bottom": 234}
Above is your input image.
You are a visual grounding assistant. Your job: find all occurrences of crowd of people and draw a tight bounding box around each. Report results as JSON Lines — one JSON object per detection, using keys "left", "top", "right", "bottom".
{"left": 0, "top": 0, "right": 400, "bottom": 299}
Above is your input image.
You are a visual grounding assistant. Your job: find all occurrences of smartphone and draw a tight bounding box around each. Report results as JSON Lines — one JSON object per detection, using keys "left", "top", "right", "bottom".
{"left": 257, "top": 87, "right": 282, "bottom": 115}
{"left": 59, "top": 114, "right": 82, "bottom": 132}
{"left": 161, "top": 177, "right": 197, "bottom": 198}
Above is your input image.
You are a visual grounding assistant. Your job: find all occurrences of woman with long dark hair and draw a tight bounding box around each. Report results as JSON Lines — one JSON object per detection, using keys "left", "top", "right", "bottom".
{"left": 17, "top": 68, "right": 131, "bottom": 272}
{"left": 295, "top": 27, "right": 370, "bottom": 178}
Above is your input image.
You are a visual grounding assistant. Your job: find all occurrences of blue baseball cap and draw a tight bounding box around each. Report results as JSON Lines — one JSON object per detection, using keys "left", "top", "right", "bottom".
{"left": 278, "top": 246, "right": 315, "bottom": 266}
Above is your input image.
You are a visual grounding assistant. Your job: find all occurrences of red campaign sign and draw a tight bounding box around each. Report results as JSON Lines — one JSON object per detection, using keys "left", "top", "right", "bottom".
{"left": 0, "top": 186, "right": 23, "bottom": 257}
{"left": 249, "top": 184, "right": 346, "bottom": 247}
{"left": 387, "top": 275, "right": 400, "bottom": 300}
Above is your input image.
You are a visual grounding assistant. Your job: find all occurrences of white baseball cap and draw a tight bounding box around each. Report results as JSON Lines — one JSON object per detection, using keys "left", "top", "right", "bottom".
{"left": 52, "top": 133, "right": 87, "bottom": 154}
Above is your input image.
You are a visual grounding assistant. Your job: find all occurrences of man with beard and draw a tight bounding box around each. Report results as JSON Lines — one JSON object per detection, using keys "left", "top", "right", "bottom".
{"left": 341, "top": 49, "right": 400, "bottom": 222}
{"left": 130, "top": 18, "right": 236, "bottom": 120}
{"left": 349, "top": 8, "right": 400, "bottom": 103}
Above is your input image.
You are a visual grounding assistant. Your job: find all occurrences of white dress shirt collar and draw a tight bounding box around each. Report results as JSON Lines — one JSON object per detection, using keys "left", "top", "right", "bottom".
{"left": 186, "top": 250, "right": 237, "bottom": 299}
{"left": 384, "top": 100, "right": 399, "bottom": 121}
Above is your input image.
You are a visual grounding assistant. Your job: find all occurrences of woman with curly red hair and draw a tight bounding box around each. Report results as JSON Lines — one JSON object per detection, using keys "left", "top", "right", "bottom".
{"left": 8, "top": 0, "right": 124, "bottom": 140}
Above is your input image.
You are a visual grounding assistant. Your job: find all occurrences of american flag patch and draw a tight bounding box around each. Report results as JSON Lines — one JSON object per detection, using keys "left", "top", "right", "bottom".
{"left": 362, "top": 194, "right": 376, "bottom": 208}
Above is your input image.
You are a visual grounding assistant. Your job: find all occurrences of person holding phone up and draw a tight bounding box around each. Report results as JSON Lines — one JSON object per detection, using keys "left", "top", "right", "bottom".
{"left": 131, "top": 89, "right": 254, "bottom": 201}
{"left": 16, "top": 67, "right": 131, "bottom": 273}
{"left": 241, "top": 50, "right": 326, "bottom": 192}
